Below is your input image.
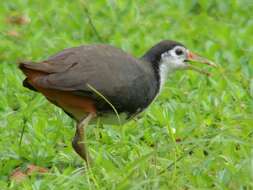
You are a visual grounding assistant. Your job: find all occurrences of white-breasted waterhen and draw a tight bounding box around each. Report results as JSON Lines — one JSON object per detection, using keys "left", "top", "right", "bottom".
{"left": 19, "top": 40, "right": 215, "bottom": 165}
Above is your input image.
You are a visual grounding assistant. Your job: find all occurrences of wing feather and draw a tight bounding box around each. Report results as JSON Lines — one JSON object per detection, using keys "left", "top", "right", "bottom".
{"left": 20, "top": 45, "right": 158, "bottom": 113}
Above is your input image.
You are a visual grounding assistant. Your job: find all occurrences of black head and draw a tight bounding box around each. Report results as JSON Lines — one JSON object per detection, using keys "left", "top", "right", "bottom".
{"left": 142, "top": 40, "right": 189, "bottom": 72}
{"left": 142, "top": 40, "right": 216, "bottom": 73}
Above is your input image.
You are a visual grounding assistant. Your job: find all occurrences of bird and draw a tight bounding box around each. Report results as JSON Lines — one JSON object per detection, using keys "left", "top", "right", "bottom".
{"left": 19, "top": 40, "right": 215, "bottom": 166}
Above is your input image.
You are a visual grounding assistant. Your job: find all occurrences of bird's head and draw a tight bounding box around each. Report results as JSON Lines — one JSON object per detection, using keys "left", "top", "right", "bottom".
{"left": 142, "top": 40, "right": 216, "bottom": 76}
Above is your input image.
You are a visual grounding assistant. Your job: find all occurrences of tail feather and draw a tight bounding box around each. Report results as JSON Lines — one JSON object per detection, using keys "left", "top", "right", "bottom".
{"left": 19, "top": 61, "right": 46, "bottom": 91}
{"left": 19, "top": 61, "right": 36, "bottom": 76}
{"left": 23, "top": 78, "right": 37, "bottom": 91}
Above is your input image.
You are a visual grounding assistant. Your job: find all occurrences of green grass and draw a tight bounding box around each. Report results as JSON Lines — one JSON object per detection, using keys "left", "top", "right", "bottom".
{"left": 0, "top": 0, "right": 253, "bottom": 189}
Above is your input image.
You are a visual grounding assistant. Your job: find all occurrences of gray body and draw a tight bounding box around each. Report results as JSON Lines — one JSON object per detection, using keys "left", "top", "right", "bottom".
{"left": 23, "top": 45, "right": 160, "bottom": 117}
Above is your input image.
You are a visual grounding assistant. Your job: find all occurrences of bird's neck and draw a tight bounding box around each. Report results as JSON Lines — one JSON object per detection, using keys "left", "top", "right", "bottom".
{"left": 141, "top": 54, "right": 170, "bottom": 94}
{"left": 141, "top": 53, "right": 160, "bottom": 81}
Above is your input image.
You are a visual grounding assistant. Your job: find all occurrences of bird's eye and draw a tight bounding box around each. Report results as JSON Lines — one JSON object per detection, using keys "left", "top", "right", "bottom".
{"left": 175, "top": 48, "right": 183, "bottom": 56}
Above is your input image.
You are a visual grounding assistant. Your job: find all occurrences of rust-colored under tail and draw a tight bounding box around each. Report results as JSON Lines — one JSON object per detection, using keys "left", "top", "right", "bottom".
{"left": 19, "top": 62, "right": 47, "bottom": 91}
{"left": 19, "top": 61, "right": 96, "bottom": 120}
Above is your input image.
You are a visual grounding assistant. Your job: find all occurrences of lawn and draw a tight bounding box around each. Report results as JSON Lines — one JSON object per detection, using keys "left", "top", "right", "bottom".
{"left": 0, "top": 0, "right": 253, "bottom": 189}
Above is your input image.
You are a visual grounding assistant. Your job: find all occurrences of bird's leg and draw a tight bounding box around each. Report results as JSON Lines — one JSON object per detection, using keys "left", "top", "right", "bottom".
{"left": 72, "top": 113, "right": 94, "bottom": 166}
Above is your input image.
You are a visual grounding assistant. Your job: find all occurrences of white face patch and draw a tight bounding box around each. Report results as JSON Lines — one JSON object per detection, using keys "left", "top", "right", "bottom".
{"left": 160, "top": 46, "right": 188, "bottom": 71}
{"left": 158, "top": 46, "right": 188, "bottom": 92}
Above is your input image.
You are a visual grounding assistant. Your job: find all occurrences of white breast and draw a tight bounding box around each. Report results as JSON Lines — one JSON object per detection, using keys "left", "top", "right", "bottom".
{"left": 158, "top": 63, "right": 170, "bottom": 93}
{"left": 91, "top": 112, "right": 129, "bottom": 125}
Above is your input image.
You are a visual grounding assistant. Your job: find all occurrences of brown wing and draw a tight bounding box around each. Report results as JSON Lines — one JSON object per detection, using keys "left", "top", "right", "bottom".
{"left": 20, "top": 44, "right": 158, "bottom": 114}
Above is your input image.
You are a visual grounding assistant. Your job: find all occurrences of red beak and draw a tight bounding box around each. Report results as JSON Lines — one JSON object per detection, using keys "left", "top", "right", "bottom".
{"left": 187, "top": 52, "right": 216, "bottom": 67}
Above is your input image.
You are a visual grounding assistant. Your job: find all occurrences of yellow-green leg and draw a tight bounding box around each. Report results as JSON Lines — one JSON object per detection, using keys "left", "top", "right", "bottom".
{"left": 72, "top": 113, "right": 94, "bottom": 166}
